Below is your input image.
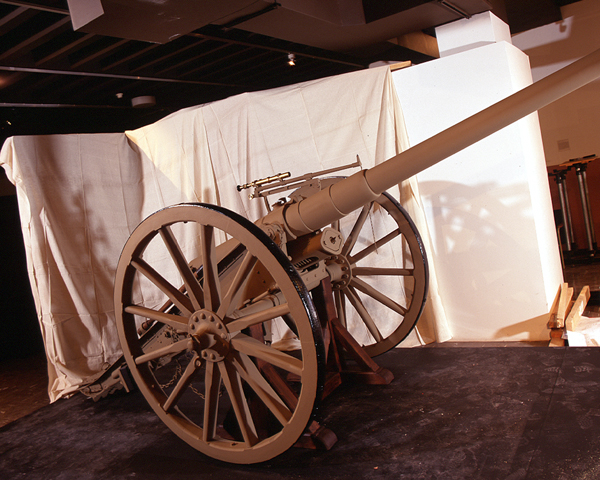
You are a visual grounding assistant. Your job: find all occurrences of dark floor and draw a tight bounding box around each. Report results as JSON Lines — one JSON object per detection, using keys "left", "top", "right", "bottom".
{"left": 0, "top": 354, "right": 49, "bottom": 428}
{"left": 1, "top": 261, "right": 600, "bottom": 478}
{"left": 3, "top": 346, "right": 600, "bottom": 479}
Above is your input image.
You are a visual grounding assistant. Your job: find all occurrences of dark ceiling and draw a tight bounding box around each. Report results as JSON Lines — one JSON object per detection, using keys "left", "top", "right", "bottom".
{"left": 0, "top": 0, "right": 580, "bottom": 141}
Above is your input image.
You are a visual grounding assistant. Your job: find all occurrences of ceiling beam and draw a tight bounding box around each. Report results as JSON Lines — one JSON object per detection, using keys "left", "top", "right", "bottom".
{"left": 0, "top": 0, "right": 69, "bottom": 15}
{"left": 69, "top": 37, "right": 129, "bottom": 68}
{"left": 0, "top": 65, "right": 245, "bottom": 87}
{"left": 189, "top": 25, "right": 368, "bottom": 69}
{"left": 0, "top": 16, "right": 71, "bottom": 61}
{"left": 34, "top": 32, "right": 95, "bottom": 66}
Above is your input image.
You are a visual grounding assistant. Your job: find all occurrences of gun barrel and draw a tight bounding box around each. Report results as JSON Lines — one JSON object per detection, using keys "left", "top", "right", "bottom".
{"left": 279, "top": 47, "right": 600, "bottom": 237}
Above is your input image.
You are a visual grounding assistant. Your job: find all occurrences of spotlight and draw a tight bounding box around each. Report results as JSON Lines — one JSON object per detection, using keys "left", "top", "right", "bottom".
{"left": 288, "top": 53, "right": 295, "bottom": 66}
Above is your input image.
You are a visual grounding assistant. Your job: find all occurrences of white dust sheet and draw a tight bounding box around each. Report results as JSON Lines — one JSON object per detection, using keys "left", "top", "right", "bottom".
{"left": 0, "top": 67, "right": 448, "bottom": 401}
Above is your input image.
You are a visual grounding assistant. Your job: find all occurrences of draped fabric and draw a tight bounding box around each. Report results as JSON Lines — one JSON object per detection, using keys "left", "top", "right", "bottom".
{"left": 0, "top": 66, "right": 449, "bottom": 401}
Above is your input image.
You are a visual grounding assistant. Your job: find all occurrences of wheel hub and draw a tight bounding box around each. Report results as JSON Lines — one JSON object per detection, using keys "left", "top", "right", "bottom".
{"left": 188, "top": 310, "right": 230, "bottom": 362}
{"left": 325, "top": 255, "right": 352, "bottom": 289}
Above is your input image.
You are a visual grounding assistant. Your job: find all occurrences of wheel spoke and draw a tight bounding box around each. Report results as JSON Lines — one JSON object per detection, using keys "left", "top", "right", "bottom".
{"left": 343, "top": 286, "right": 383, "bottom": 342}
{"left": 131, "top": 258, "right": 194, "bottom": 316}
{"left": 160, "top": 225, "right": 204, "bottom": 311}
{"left": 200, "top": 224, "right": 221, "bottom": 312}
{"left": 217, "top": 250, "right": 258, "bottom": 319}
{"left": 203, "top": 361, "right": 221, "bottom": 442}
{"left": 134, "top": 338, "right": 193, "bottom": 365}
{"left": 352, "top": 266, "right": 413, "bottom": 276}
{"left": 334, "top": 289, "right": 347, "bottom": 328}
{"left": 342, "top": 202, "right": 372, "bottom": 256}
{"left": 231, "top": 334, "right": 303, "bottom": 377}
{"left": 124, "top": 305, "right": 188, "bottom": 331}
{"left": 163, "top": 353, "right": 200, "bottom": 413}
{"left": 219, "top": 360, "right": 258, "bottom": 446}
{"left": 231, "top": 352, "right": 292, "bottom": 425}
{"left": 349, "top": 228, "right": 400, "bottom": 264}
{"left": 350, "top": 276, "right": 408, "bottom": 316}
{"left": 226, "top": 303, "right": 291, "bottom": 334}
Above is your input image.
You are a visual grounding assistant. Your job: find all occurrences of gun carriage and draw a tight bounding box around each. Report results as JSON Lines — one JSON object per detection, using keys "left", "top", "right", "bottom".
{"left": 111, "top": 48, "right": 600, "bottom": 464}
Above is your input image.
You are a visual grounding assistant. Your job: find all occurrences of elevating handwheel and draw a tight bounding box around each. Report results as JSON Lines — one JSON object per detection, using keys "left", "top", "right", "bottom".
{"left": 114, "top": 203, "right": 325, "bottom": 464}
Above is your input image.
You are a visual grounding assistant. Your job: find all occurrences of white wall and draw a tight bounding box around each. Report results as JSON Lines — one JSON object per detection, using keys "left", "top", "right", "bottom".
{"left": 392, "top": 37, "right": 562, "bottom": 342}
{"left": 512, "top": 0, "right": 600, "bottom": 166}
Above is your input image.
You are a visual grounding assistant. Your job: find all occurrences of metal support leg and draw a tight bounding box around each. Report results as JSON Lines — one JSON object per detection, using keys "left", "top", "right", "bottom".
{"left": 555, "top": 171, "right": 574, "bottom": 251}
{"left": 575, "top": 163, "right": 596, "bottom": 252}
{"left": 582, "top": 167, "right": 596, "bottom": 247}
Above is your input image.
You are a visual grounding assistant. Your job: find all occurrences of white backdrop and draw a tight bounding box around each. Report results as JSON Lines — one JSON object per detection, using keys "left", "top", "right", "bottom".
{"left": 393, "top": 41, "right": 562, "bottom": 342}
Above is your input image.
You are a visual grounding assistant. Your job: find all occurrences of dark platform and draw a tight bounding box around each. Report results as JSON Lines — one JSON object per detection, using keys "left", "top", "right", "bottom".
{"left": 2, "top": 346, "right": 600, "bottom": 479}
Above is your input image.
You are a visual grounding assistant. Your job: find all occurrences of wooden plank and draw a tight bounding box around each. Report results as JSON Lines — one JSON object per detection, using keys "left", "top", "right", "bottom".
{"left": 396, "top": 31, "right": 439, "bottom": 58}
{"left": 546, "top": 283, "right": 562, "bottom": 330}
{"left": 566, "top": 286, "right": 591, "bottom": 332}
{"left": 551, "top": 283, "right": 573, "bottom": 329}
{"left": 549, "top": 328, "right": 565, "bottom": 347}
{"left": 389, "top": 61, "right": 412, "bottom": 71}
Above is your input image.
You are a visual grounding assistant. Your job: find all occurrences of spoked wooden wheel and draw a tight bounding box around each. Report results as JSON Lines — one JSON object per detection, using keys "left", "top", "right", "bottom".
{"left": 114, "top": 203, "right": 324, "bottom": 464}
{"left": 329, "top": 190, "right": 429, "bottom": 357}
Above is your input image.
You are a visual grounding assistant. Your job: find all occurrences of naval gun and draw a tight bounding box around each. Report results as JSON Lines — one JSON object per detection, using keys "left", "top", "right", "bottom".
{"left": 113, "top": 48, "right": 600, "bottom": 464}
